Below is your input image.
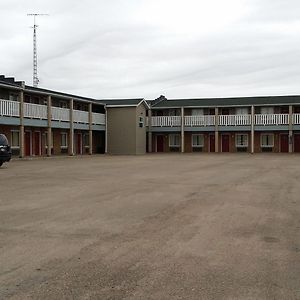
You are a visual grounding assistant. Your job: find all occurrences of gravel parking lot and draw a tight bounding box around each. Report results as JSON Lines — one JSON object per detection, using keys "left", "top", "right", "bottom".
{"left": 0, "top": 154, "right": 299, "bottom": 299}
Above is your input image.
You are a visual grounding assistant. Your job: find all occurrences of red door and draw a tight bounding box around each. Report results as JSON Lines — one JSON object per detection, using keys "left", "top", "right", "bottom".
{"left": 25, "top": 131, "right": 31, "bottom": 156}
{"left": 76, "top": 133, "right": 82, "bottom": 154}
{"left": 157, "top": 135, "right": 164, "bottom": 152}
{"left": 221, "top": 135, "right": 230, "bottom": 152}
{"left": 294, "top": 134, "right": 300, "bottom": 152}
{"left": 280, "top": 134, "right": 289, "bottom": 153}
{"left": 209, "top": 135, "right": 215, "bottom": 152}
{"left": 34, "top": 132, "right": 41, "bottom": 155}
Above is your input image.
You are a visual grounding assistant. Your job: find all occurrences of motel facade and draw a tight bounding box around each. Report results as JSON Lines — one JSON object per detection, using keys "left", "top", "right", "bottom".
{"left": 1, "top": 75, "right": 300, "bottom": 156}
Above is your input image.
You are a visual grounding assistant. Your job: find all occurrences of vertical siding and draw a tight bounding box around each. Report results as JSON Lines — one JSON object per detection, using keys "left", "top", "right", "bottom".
{"left": 107, "top": 107, "right": 137, "bottom": 155}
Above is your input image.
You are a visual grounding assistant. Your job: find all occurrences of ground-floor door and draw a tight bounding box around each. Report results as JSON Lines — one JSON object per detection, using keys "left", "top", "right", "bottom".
{"left": 76, "top": 133, "right": 82, "bottom": 154}
{"left": 221, "top": 134, "right": 230, "bottom": 152}
{"left": 280, "top": 134, "right": 289, "bottom": 153}
{"left": 25, "top": 131, "right": 31, "bottom": 156}
{"left": 209, "top": 135, "right": 215, "bottom": 152}
{"left": 156, "top": 135, "right": 164, "bottom": 152}
{"left": 34, "top": 132, "right": 41, "bottom": 156}
{"left": 294, "top": 134, "right": 300, "bottom": 152}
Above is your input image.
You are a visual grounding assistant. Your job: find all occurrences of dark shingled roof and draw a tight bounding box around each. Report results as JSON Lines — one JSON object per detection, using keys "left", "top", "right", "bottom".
{"left": 151, "top": 95, "right": 300, "bottom": 108}
{"left": 0, "top": 75, "right": 23, "bottom": 88}
{"left": 0, "top": 75, "right": 104, "bottom": 105}
{"left": 101, "top": 98, "right": 145, "bottom": 106}
{"left": 25, "top": 85, "right": 104, "bottom": 104}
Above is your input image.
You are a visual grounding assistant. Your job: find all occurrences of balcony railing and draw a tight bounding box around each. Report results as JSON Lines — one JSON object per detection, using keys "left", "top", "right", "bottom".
{"left": 151, "top": 116, "right": 181, "bottom": 127}
{"left": 51, "top": 107, "right": 70, "bottom": 122}
{"left": 255, "top": 114, "right": 289, "bottom": 125}
{"left": 73, "top": 109, "right": 89, "bottom": 123}
{"left": 218, "top": 114, "right": 251, "bottom": 126}
{"left": 0, "top": 99, "right": 105, "bottom": 125}
{"left": 24, "top": 102, "right": 48, "bottom": 119}
{"left": 185, "top": 115, "right": 215, "bottom": 126}
{"left": 92, "top": 112, "right": 105, "bottom": 125}
{"left": 293, "top": 114, "right": 300, "bottom": 125}
{"left": 147, "top": 113, "right": 294, "bottom": 127}
{"left": 0, "top": 99, "right": 20, "bottom": 117}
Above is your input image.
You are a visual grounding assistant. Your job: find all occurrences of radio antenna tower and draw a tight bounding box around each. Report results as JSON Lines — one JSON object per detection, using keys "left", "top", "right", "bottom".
{"left": 27, "top": 13, "right": 49, "bottom": 87}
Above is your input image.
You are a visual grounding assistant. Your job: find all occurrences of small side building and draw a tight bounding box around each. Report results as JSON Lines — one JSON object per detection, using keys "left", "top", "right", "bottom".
{"left": 103, "top": 99, "right": 149, "bottom": 155}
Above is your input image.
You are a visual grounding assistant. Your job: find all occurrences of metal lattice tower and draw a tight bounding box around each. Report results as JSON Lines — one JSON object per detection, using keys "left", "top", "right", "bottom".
{"left": 27, "top": 13, "right": 48, "bottom": 87}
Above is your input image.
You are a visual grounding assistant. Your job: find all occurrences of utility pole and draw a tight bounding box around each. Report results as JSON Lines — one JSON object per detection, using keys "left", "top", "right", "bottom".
{"left": 27, "top": 13, "right": 48, "bottom": 87}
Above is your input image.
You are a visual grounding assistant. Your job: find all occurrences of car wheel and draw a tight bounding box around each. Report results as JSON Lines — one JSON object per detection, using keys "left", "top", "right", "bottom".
{"left": 0, "top": 162, "right": 3, "bottom": 167}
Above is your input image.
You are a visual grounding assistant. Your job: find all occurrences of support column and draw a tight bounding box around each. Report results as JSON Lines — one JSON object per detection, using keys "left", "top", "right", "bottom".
{"left": 215, "top": 107, "right": 219, "bottom": 153}
{"left": 289, "top": 105, "right": 293, "bottom": 153}
{"left": 251, "top": 105, "right": 255, "bottom": 154}
{"left": 88, "top": 103, "right": 93, "bottom": 155}
{"left": 105, "top": 107, "right": 108, "bottom": 154}
{"left": 19, "top": 87, "right": 25, "bottom": 158}
{"left": 69, "top": 98, "right": 74, "bottom": 155}
{"left": 181, "top": 107, "right": 185, "bottom": 153}
{"left": 47, "top": 95, "right": 52, "bottom": 157}
{"left": 148, "top": 109, "right": 152, "bottom": 153}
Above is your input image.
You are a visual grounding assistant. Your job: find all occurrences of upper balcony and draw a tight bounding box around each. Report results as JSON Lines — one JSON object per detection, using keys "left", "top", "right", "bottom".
{"left": 0, "top": 99, "right": 106, "bottom": 125}
{"left": 147, "top": 113, "right": 300, "bottom": 128}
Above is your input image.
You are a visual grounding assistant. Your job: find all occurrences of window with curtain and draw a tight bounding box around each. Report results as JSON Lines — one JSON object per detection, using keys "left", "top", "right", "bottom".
{"left": 192, "top": 134, "right": 204, "bottom": 147}
{"left": 236, "top": 134, "right": 248, "bottom": 147}
{"left": 169, "top": 134, "right": 180, "bottom": 147}
{"left": 261, "top": 134, "right": 274, "bottom": 147}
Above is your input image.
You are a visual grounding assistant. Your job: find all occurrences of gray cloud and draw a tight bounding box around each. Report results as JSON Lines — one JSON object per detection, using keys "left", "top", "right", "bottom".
{"left": 0, "top": 0, "right": 300, "bottom": 99}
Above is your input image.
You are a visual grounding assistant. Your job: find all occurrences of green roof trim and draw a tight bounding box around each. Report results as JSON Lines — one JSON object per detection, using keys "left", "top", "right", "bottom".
{"left": 101, "top": 98, "right": 145, "bottom": 106}
{"left": 150, "top": 95, "right": 300, "bottom": 108}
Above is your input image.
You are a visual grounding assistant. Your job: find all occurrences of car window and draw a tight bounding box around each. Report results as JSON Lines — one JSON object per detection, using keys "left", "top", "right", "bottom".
{"left": 0, "top": 134, "right": 9, "bottom": 145}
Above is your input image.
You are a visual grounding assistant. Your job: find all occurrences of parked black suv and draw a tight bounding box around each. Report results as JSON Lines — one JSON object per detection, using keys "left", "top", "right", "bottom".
{"left": 0, "top": 134, "right": 12, "bottom": 167}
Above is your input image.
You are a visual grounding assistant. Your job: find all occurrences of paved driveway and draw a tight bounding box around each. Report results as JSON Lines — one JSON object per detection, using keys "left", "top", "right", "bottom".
{"left": 0, "top": 154, "right": 299, "bottom": 299}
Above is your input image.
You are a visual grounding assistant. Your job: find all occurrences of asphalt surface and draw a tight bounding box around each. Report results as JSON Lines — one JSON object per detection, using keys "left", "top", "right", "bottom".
{"left": 0, "top": 154, "right": 299, "bottom": 300}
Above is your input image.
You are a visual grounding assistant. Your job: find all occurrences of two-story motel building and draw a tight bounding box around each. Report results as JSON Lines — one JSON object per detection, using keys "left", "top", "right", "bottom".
{"left": 0, "top": 76, "right": 106, "bottom": 157}
{"left": 147, "top": 95, "right": 300, "bottom": 153}
{"left": 2, "top": 74, "right": 300, "bottom": 156}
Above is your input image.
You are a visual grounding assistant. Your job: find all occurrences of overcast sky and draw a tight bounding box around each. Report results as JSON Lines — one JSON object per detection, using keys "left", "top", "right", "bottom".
{"left": 1, "top": 0, "right": 300, "bottom": 100}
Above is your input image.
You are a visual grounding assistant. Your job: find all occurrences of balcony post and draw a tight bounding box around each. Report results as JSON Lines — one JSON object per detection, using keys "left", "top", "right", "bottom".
{"left": 88, "top": 103, "right": 93, "bottom": 155}
{"left": 47, "top": 95, "right": 52, "bottom": 157}
{"left": 148, "top": 109, "right": 152, "bottom": 153}
{"left": 181, "top": 107, "right": 185, "bottom": 153}
{"left": 215, "top": 107, "right": 219, "bottom": 152}
{"left": 289, "top": 105, "right": 293, "bottom": 153}
{"left": 251, "top": 105, "right": 255, "bottom": 154}
{"left": 19, "top": 85, "right": 25, "bottom": 158}
{"left": 69, "top": 99, "right": 74, "bottom": 156}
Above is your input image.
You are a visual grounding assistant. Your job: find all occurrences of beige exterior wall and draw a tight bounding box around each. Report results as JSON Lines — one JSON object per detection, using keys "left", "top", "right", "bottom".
{"left": 106, "top": 104, "right": 147, "bottom": 155}
{"left": 107, "top": 107, "right": 137, "bottom": 155}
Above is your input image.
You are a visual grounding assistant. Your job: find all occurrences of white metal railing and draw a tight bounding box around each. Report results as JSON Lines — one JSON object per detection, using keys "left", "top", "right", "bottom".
{"left": 24, "top": 102, "right": 47, "bottom": 119}
{"left": 51, "top": 107, "right": 70, "bottom": 122}
{"left": 0, "top": 99, "right": 20, "bottom": 117}
{"left": 73, "top": 109, "right": 89, "bottom": 123}
{"left": 185, "top": 115, "right": 215, "bottom": 126}
{"left": 255, "top": 114, "right": 289, "bottom": 125}
{"left": 92, "top": 112, "right": 105, "bottom": 125}
{"left": 219, "top": 114, "right": 251, "bottom": 126}
{"left": 151, "top": 116, "right": 181, "bottom": 127}
{"left": 293, "top": 114, "right": 300, "bottom": 125}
